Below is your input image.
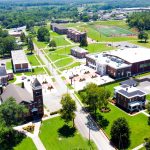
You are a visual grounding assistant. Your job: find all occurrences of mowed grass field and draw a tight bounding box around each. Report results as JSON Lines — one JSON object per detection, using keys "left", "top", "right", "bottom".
{"left": 14, "top": 137, "right": 37, "bottom": 150}
{"left": 101, "top": 104, "right": 150, "bottom": 149}
{"left": 52, "top": 36, "right": 70, "bottom": 46}
{"left": 96, "top": 26, "right": 134, "bottom": 37}
{"left": 39, "top": 117, "right": 97, "bottom": 150}
{"left": 63, "top": 20, "right": 137, "bottom": 42}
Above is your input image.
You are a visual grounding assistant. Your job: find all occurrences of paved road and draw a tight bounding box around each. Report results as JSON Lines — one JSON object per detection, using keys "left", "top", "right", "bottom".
{"left": 34, "top": 43, "right": 115, "bottom": 150}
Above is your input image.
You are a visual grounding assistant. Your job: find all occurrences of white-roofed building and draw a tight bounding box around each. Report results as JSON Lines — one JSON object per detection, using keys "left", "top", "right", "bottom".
{"left": 11, "top": 50, "right": 31, "bottom": 72}
{"left": 86, "top": 48, "right": 150, "bottom": 79}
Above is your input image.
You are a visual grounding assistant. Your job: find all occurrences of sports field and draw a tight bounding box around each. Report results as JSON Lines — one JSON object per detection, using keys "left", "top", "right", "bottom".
{"left": 95, "top": 25, "right": 135, "bottom": 37}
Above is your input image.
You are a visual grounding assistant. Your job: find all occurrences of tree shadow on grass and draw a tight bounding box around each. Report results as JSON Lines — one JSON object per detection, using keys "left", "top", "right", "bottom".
{"left": 58, "top": 124, "right": 76, "bottom": 138}
{"left": 96, "top": 113, "right": 109, "bottom": 129}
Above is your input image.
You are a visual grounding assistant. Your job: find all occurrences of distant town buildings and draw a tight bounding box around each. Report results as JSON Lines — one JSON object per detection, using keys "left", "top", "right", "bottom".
{"left": 71, "top": 47, "right": 88, "bottom": 58}
{"left": 86, "top": 48, "right": 150, "bottom": 79}
{"left": 11, "top": 50, "right": 31, "bottom": 73}
{"left": 114, "top": 79, "right": 147, "bottom": 112}
{"left": 0, "top": 78, "right": 44, "bottom": 119}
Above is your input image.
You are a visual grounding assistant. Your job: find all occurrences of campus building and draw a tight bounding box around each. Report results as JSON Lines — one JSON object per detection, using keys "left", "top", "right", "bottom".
{"left": 0, "top": 78, "right": 44, "bottom": 119}
{"left": 86, "top": 48, "right": 150, "bottom": 79}
{"left": 114, "top": 80, "right": 147, "bottom": 112}
{"left": 0, "top": 66, "right": 14, "bottom": 86}
{"left": 71, "top": 47, "right": 88, "bottom": 58}
{"left": 11, "top": 50, "right": 31, "bottom": 72}
{"left": 67, "top": 29, "right": 87, "bottom": 43}
{"left": 50, "top": 23, "right": 68, "bottom": 34}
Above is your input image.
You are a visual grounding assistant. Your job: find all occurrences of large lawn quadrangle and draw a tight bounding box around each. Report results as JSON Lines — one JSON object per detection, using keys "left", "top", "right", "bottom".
{"left": 39, "top": 117, "right": 97, "bottom": 150}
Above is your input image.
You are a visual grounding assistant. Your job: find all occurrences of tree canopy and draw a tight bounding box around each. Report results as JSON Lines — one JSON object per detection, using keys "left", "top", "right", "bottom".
{"left": 110, "top": 117, "right": 131, "bottom": 149}
{"left": 37, "top": 27, "right": 50, "bottom": 42}
{"left": 60, "top": 94, "right": 76, "bottom": 126}
{"left": 0, "top": 97, "right": 28, "bottom": 149}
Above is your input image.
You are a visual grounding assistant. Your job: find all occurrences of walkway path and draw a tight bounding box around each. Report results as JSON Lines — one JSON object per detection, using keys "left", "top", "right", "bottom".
{"left": 14, "top": 114, "right": 59, "bottom": 150}
{"left": 132, "top": 143, "right": 145, "bottom": 150}
{"left": 141, "top": 110, "right": 150, "bottom": 117}
{"left": 33, "top": 42, "right": 116, "bottom": 150}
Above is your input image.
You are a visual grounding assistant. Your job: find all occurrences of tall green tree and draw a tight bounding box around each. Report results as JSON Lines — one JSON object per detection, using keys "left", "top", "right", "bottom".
{"left": 0, "top": 97, "right": 28, "bottom": 127}
{"left": 110, "top": 117, "right": 131, "bottom": 149}
{"left": 80, "top": 36, "right": 88, "bottom": 47}
{"left": 49, "top": 40, "right": 56, "bottom": 49}
{"left": 60, "top": 94, "right": 76, "bottom": 126}
{"left": 27, "top": 38, "right": 34, "bottom": 54}
{"left": 143, "top": 32, "right": 149, "bottom": 43}
{"left": 0, "top": 97, "right": 27, "bottom": 149}
{"left": 146, "top": 102, "right": 150, "bottom": 125}
{"left": 3, "top": 36, "right": 16, "bottom": 55}
{"left": 37, "top": 27, "right": 50, "bottom": 42}
{"left": 20, "top": 32, "right": 26, "bottom": 42}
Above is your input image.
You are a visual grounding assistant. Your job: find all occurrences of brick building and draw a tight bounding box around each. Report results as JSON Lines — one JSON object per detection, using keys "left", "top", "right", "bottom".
{"left": 67, "top": 29, "right": 87, "bottom": 43}
{"left": 86, "top": 48, "right": 150, "bottom": 79}
{"left": 51, "top": 23, "right": 68, "bottom": 34}
{"left": 0, "top": 66, "right": 14, "bottom": 86}
{"left": 0, "top": 78, "right": 44, "bottom": 119}
{"left": 11, "top": 50, "right": 31, "bottom": 72}
{"left": 114, "top": 81, "right": 147, "bottom": 112}
{"left": 71, "top": 47, "right": 88, "bottom": 58}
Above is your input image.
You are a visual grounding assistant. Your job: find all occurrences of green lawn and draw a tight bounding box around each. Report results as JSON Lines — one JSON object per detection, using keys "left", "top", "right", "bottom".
{"left": 24, "top": 67, "right": 46, "bottom": 76}
{"left": 146, "top": 94, "right": 150, "bottom": 101}
{"left": 39, "top": 117, "right": 97, "bottom": 150}
{"left": 83, "top": 43, "right": 114, "bottom": 53}
{"left": 14, "top": 137, "right": 37, "bottom": 150}
{"left": 47, "top": 46, "right": 73, "bottom": 62}
{"left": 60, "top": 62, "right": 81, "bottom": 71}
{"left": 27, "top": 54, "right": 40, "bottom": 66}
{"left": 36, "top": 55, "right": 45, "bottom": 65}
{"left": 6, "top": 61, "right": 12, "bottom": 70}
{"left": 65, "top": 20, "right": 137, "bottom": 42}
{"left": 54, "top": 57, "right": 73, "bottom": 68}
{"left": 33, "top": 38, "right": 48, "bottom": 48}
{"left": 52, "top": 36, "right": 70, "bottom": 46}
{"left": 100, "top": 104, "right": 150, "bottom": 149}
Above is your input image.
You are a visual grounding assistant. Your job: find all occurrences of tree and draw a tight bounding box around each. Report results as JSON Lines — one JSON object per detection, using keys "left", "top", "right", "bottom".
{"left": 110, "top": 117, "right": 131, "bottom": 149}
{"left": 101, "top": 88, "right": 111, "bottom": 110}
{"left": 0, "top": 97, "right": 28, "bottom": 127}
{"left": 37, "top": 27, "right": 50, "bottom": 42}
{"left": 83, "top": 83, "right": 100, "bottom": 116}
{"left": 146, "top": 102, "right": 150, "bottom": 125}
{"left": 60, "top": 94, "right": 76, "bottom": 126}
{"left": 143, "top": 32, "right": 149, "bottom": 43}
{"left": 49, "top": 40, "right": 56, "bottom": 49}
{"left": 147, "top": 102, "right": 150, "bottom": 115}
{"left": 80, "top": 36, "right": 88, "bottom": 47}
{"left": 20, "top": 32, "right": 26, "bottom": 42}
{"left": 27, "top": 38, "right": 34, "bottom": 54}
{"left": 0, "top": 97, "right": 27, "bottom": 149}
{"left": 144, "top": 137, "right": 150, "bottom": 150}
{"left": 3, "top": 36, "right": 16, "bottom": 55}
{"left": 138, "top": 31, "right": 144, "bottom": 42}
